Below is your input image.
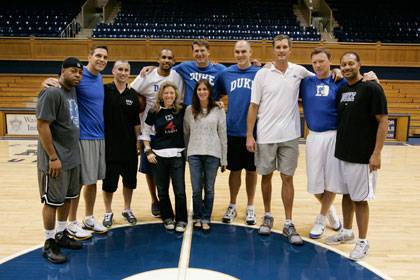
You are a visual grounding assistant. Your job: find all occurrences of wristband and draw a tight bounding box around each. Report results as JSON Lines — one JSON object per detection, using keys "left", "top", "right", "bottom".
{"left": 50, "top": 158, "right": 58, "bottom": 162}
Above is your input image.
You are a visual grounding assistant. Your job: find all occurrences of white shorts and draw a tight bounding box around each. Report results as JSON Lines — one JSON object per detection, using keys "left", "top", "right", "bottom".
{"left": 306, "top": 130, "right": 343, "bottom": 194}
{"left": 338, "top": 159, "right": 377, "bottom": 201}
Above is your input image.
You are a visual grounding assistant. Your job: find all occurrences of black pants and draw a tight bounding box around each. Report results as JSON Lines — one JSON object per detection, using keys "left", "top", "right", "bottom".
{"left": 153, "top": 156, "right": 187, "bottom": 223}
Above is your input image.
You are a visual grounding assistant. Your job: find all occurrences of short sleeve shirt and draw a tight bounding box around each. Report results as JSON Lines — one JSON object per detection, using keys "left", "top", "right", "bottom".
{"left": 335, "top": 80, "right": 388, "bottom": 163}
{"left": 36, "top": 87, "right": 80, "bottom": 171}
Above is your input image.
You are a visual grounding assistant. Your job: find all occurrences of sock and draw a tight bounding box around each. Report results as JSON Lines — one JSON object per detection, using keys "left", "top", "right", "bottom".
{"left": 56, "top": 221, "right": 67, "bottom": 233}
{"left": 105, "top": 212, "right": 114, "bottom": 215}
{"left": 264, "top": 212, "right": 272, "bottom": 217}
{"left": 343, "top": 228, "right": 353, "bottom": 236}
{"left": 85, "top": 215, "right": 93, "bottom": 221}
{"left": 358, "top": 238, "right": 368, "bottom": 244}
{"left": 284, "top": 219, "right": 293, "bottom": 226}
{"left": 246, "top": 205, "right": 254, "bottom": 210}
{"left": 122, "top": 209, "right": 129, "bottom": 213}
{"left": 45, "top": 229, "right": 56, "bottom": 240}
{"left": 229, "top": 203, "right": 236, "bottom": 209}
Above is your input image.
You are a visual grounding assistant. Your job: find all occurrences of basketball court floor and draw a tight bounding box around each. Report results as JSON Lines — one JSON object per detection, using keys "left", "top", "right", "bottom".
{"left": 0, "top": 140, "right": 419, "bottom": 279}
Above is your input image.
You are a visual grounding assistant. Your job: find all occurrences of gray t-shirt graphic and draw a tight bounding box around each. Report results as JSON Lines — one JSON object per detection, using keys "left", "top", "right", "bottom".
{"left": 36, "top": 86, "right": 81, "bottom": 171}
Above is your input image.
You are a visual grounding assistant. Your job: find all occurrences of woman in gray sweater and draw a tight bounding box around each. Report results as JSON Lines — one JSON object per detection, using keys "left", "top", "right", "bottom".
{"left": 184, "top": 79, "right": 227, "bottom": 231}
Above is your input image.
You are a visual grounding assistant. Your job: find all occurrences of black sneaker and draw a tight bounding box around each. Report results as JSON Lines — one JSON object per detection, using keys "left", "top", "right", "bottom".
{"left": 122, "top": 209, "right": 137, "bottom": 225}
{"left": 55, "top": 230, "right": 82, "bottom": 250}
{"left": 43, "top": 238, "right": 67, "bottom": 264}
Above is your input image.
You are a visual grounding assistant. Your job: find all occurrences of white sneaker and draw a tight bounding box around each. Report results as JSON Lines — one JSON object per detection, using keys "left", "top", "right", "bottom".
{"left": 350, "top": 240, "right": 369, "bottom": 260}
{"left": 327, "top": 206, "right": 342, "bottom": 231}
{"left": 325, "top": 229, "right": 355, "bottom": 245}
{"left": 245, "top": 208, "right": 256, "bottom": 225}
{"left": 222, "top": 206, "right": 237, "bottom": 223}
{"left": 83, "top": 216, "right": 108, "bottom": 234}
{"left": 309, "top": 214, "right": 326, "bottom": 239}
{"left": 66, "top": 221, "right": 92, "bottom": 240}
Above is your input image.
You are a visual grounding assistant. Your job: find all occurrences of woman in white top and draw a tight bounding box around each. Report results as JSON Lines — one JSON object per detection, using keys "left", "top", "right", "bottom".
{"left": 184, "top": 79, "right": 227, "bottom": 231}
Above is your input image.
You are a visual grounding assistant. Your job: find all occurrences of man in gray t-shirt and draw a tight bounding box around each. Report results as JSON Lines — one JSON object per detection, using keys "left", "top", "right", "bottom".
{"left": 37, "top": 57, "right": 84, "bottom": 264}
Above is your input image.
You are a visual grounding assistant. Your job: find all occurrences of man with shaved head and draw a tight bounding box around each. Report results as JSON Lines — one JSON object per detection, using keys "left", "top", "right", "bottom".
{"left": 215, "top": 40, "right": 260, "bottom": 225}
{"left": 101, "top": 60, "right": 141, "bottom": 227}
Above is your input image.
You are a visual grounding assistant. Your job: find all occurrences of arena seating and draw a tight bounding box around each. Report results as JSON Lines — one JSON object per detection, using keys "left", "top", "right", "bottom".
{"left": 92, "top": 0, "right": 321, "bottom": 41}
{"left": 328, "top": 0, "right": 420, "bottom": 43}
{"left": 0, "top": 1, "right": 83, "bottom": 37}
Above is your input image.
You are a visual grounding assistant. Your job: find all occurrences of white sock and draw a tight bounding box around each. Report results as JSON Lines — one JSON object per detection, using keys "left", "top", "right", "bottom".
{"left": 246, "top": 205, "right": 254, "bottom": 210}
{"left": 229, "top": 203, "right": 236, "bottom": 209}
{"left": 122, "top": 209, "right": 130, "bottom": 213}
{"left": 284, "top": 219, "right": 293, "bottom": 226}
{"left": 358, "top": 238, "right": 368, "bottom": 244}
{"left": 56, "top": 221, "right": 67, "bottom": 233}
{"left": 264, "top": 212, "right": 272, "bottom": 217}
{"left": 343, "top": 228, "right": 353, "bottom": 235}
{"left": 85, "top": 215, "right": 94, "bottom": 221}
{"left": 45, "top": 229, "right": 56, "bottom": 240}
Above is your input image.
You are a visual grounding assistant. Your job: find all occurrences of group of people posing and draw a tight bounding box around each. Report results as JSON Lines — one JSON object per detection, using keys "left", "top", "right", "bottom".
{"left": 36, "top": 35, "right": 388, "bottom": 264}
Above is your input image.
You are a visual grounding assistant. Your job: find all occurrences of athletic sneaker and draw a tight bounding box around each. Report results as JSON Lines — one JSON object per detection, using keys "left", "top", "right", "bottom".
{"left": 193, "top": 220, "right": 202, "bottom": 229}
{"left": 202, "top": 222, "right": 210, "bottom": 231}
{"left": 83, "top": 217, "right": 108, "bottom": 234}
{"left": 43, "top": 238, "right": 67, "bottom": 264}
{"left": 222, "top": 206, "right": 237, "bottom": 223}
{"left": 102, "top": 213, "right": 113, "bottom": 228}
{"left": 283, "top": 223, "right": 304, "bottom": 245}
{"left": 350, "top": 240, "right": 369, "bottom": 260}
{"left": 309, "top": 214, "right": 326, "bottom": 239}
{"left": 122, "top": 210, "right": 137, "bottom": 225}
{"left": 163, "top": 219, "right": 175, "bottom": 231}
{"left": 55, "top": 230, "right": 82, "bottom": 250}
{"left": 258, "top": 215, "right": 274, "bottom": 235}
{"left": 327, "top": 206, "right": 342, "bottom": 231}
{"left": 151, "top": 201, "right": 160, "bottom": 217}
{"left": 66, "top": 221, "right": 92, "bottom": 240}
{"left": 175, "top": 222, "right": 187, "bottom": 233}
{"left": 325, "top": 229, "right": 355, "bottom": 245}
{"left": 245, "top": 208, "right": 256, "bottom": 225}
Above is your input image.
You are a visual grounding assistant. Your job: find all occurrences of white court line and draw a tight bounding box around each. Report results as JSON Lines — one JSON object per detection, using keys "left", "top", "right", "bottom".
{"left": 177, "top": 197, "right": 193, "bottom": 280}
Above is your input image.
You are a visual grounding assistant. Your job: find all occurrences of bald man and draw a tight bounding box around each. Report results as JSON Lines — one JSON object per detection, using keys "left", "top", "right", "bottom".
{"left": 215, "top": 40, "right": 260, "bottom": 225}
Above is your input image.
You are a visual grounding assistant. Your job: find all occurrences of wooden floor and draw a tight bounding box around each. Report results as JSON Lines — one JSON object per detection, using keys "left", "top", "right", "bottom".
{"left": 0, "top": 139, "right": 419, "bottom": 279}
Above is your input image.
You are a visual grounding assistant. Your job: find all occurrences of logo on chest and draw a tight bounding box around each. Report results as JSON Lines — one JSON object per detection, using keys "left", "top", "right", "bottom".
{"left": 340, "top": 91, "right": 357, "bottom": 103}
{"left": 125, "top": 99, "right": 133, "bottom": 106}
{"left": 315, "top": 84, "right": 330, "bottom": 96}
{"left": 230, "top": 78, "right": 252, "bottom": 91}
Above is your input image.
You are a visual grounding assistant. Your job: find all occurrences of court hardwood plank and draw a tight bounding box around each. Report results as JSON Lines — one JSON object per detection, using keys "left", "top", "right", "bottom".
{"left": 0, "top": 140, "right": 419, "bottom": 280}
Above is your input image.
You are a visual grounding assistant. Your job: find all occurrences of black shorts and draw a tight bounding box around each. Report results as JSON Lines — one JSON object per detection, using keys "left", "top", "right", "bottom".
{"left": 227, "top": 136, "right": 256, "bottom": 172}
{"left": 102, "top": 160, "right": 138, "bottom": 193}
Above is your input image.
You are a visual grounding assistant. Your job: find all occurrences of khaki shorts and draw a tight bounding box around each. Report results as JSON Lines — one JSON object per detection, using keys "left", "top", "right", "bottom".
{"left": 79, "top": 139, "right": 106, "bottom": 185}
{"left": 38, "top": 165, "right": 81, "bottom": 206}
{"left": 255, "top": 138, "right": 299, "bottom": 176}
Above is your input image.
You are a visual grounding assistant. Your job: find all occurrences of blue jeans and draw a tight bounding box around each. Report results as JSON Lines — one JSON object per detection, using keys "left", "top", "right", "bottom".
{"left": 188, "top": 155, "right": 220, "bottom": 223}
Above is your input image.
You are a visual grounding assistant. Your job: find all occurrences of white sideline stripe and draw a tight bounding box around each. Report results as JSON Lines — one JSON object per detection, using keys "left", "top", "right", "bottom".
{"left": 177, "top": 197, "right": 193, "bottom": 280}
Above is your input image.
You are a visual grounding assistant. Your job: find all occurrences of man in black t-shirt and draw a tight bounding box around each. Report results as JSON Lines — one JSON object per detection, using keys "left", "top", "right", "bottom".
{"left": 325, "top": 52, "right": 388, "bottom": 261}
{"left": 102, "top": 60, "right": 141, "bottom": 228}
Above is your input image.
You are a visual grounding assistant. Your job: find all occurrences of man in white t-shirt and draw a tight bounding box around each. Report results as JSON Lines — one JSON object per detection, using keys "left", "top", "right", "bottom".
{"left": 246, "top": 34, "right": 312, "bottom": 245}
{"left": 130, "top": 48, "right": 184, "bottom": 217}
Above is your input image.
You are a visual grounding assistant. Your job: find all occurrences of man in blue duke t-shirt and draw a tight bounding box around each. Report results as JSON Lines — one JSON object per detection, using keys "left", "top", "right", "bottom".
{"left": 300, "top": 47, "right": 346, "bottom": 240}
{"left": 66, "top": 46, "right": 109, "bottom": 239}
{"left": 173, "top": 39, "right": 226, "bottom": 105}
{"left": 215, "top": 40, "right": 259, "bottom": 226}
